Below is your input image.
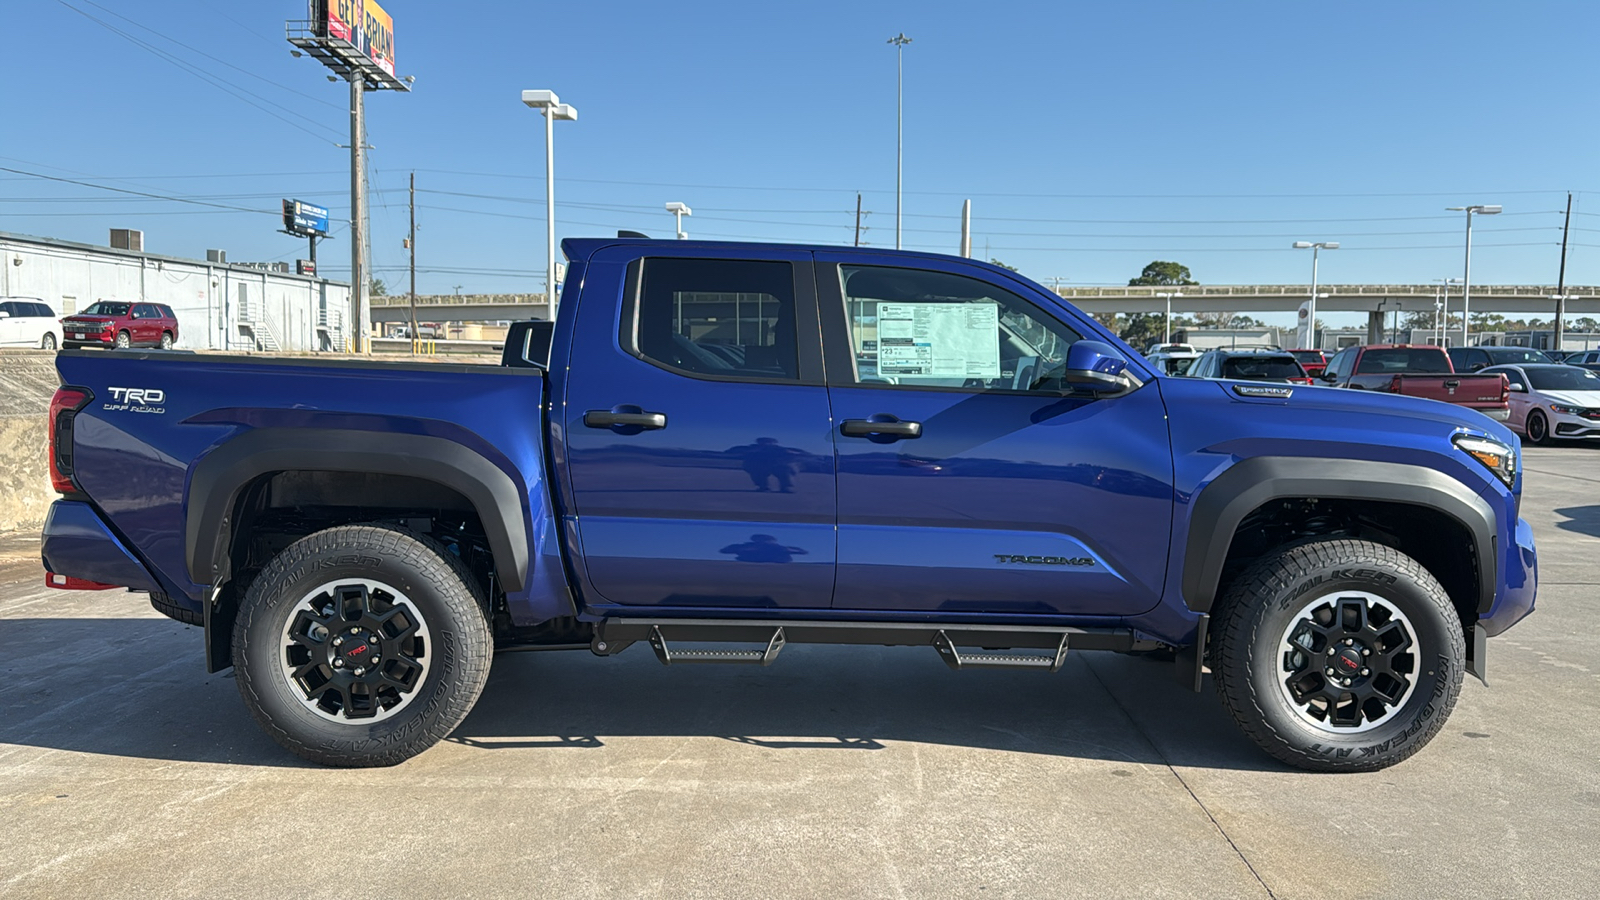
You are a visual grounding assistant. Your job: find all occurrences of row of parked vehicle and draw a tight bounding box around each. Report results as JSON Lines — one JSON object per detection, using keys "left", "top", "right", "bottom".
{"left": 0, "top": 297, "right": 180, "bottom": 350}
{"left": 1145, "top": 340, "right": 1600, "bottom": 444}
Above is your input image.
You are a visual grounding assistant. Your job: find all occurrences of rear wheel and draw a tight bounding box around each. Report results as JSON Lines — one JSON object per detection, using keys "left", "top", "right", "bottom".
{"left": 160, "top": 331, "right": 174, "bottom": 349}
{"left": 1526, "top": 409, "right": 1550, "bottom": 445}
{"left": 40, "top": 333, "right": 57, "bottom": 350}
{"left": 1211, "top": 539, "right": 1465, "bottom": 772}
{"left": 233, "top": 524, "right": 493, "bottom": 767}
{"left": 114, "top": 330, "right": 131, "bottom": 349}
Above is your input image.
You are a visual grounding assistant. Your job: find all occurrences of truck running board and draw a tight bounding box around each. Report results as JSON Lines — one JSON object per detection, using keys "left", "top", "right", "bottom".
{"left": 593, "top": 618, "right": 1146, "bottom": 671}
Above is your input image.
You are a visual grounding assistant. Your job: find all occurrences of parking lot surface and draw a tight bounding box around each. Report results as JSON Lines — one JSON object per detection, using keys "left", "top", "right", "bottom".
{"left": 2, "top": 446, "right": 1598, "bottom": 899}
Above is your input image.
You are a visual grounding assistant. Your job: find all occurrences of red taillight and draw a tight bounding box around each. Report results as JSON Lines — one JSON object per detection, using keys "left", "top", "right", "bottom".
{"left": 45, "top": 572, "right": 119, "bottom": 590}
{"left": 1290, "top": 377, "right": 1314, "bottom": 385}
{"left": 48, "top": 386, "right": 91, "bottom": 494}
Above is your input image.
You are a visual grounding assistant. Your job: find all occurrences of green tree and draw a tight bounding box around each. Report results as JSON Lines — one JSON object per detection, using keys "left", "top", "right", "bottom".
{"left": 1128, "top": 261, "right": 1196, "bottom": 286}
{"left": 989, "top": 258, "right": 1020, "bottom": 272}
{"left": 369, "top": 277, "right": 388, "bottom": 297}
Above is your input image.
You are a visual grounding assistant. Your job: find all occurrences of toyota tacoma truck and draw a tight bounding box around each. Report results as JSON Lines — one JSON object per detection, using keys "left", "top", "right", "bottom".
{"left": 1319, "top": 343, "right": 1510, "bottom": 421}
{"left": 40, "top": 240, "right": 1537, "bottom": 771}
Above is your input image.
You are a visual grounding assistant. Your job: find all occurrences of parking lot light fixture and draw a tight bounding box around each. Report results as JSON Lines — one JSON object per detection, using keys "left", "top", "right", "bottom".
{"left": 1447, "top": 205, "right": 1501, "bottom": 347}
{"left": 665, "top": 202, "right": 692, "bottom": 240}
{"left": 1293, "top": 241, "right": 1338, "bottom": 350}
{"left": 1155, "top": 291, "right": 1182, "bottom": 344}
{"left": 523, "top": 90, "right": 578, "bottom": 318}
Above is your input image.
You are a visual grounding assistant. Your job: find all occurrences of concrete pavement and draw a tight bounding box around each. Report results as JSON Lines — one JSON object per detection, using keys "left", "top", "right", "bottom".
{"left": 1, "top": 446, "right": 1597, "bottom": 899}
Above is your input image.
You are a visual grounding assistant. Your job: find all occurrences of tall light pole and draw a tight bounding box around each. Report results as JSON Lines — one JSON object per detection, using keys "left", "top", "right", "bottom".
{"left": 1432, "top": 277, "right": 1461, "bottom": 345}
{"left": 665, "top": 202, "right": 692, "bottom": 240}
{"left": 522, "top": 90, "right": 578, "bottom": 319}
{"left": 888, "top": 33, "right": 912, "bottom": 250}
{"left": 1292, "top": 241, "right": 1338, "bottom": 350}
{"left": 1156, "top": 291, "right": 1182, "bottom": 344}
{"left": 1447, "top": 204, "right": 1501, "bottom": 347}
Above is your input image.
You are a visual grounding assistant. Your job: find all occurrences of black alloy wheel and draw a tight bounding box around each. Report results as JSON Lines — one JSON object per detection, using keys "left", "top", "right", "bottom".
{"left": 233, "top": 524, "right": 493, "bottom": 767}
{"left": 1526, "top": 409, "right": 1550, "bottom": 445}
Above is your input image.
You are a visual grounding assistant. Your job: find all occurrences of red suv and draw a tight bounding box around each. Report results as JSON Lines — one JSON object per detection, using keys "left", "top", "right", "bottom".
{"left": 61, "top": 300, "right": 179, "bottom": 350}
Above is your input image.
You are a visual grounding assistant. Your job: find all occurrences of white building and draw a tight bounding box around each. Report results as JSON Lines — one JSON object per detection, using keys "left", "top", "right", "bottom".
{"left": 0, "top": 230, "right": 351, "bottom": 352}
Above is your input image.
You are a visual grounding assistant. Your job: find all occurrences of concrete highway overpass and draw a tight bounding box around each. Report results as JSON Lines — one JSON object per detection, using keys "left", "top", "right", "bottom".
{"left": 373, "top": 285, "right": 1600, "bottom": 323}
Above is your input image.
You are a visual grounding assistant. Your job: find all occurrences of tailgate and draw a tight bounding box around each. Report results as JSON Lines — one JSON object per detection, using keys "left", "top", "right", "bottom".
{"left": 1392, "top": 373, "right": 1507, "bottom": 408}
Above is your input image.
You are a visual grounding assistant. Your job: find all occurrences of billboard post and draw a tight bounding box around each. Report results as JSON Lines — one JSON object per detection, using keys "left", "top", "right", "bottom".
{"left": 289, "top": 2, "right": 410, "bottom": 352}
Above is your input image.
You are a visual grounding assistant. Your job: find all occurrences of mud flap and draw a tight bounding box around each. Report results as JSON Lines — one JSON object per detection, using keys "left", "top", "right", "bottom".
{"left": 203, "top": 582, "right": 238, "bottom": 673}
{"left": 1466, "top": 622, "right": 1487, "bottom": 685}
{"left": 1175, "top": 613, "right": 1209, "bottom": 693}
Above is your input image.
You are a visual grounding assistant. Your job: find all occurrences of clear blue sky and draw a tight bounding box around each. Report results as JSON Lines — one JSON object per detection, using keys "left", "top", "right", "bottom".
{"left": 3, "top": 0, "right": 1597, "bottom": 325}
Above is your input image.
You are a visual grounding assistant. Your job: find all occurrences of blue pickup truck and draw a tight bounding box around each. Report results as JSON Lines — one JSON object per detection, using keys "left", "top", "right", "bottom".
{"left": 40, "top": 239, "right": 1537, "bottom": 771}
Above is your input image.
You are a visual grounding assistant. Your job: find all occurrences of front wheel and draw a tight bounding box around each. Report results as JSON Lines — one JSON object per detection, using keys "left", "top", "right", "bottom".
{"left": 233, "top": 525, "right": 494, "bottom": 766}
{"left": 1526, "top": 409, "right": 1550, "bottom": 445}
{"left": 1211, "top": 539, "right": 1465, "bottom": 772}
{"left": 114, "top": 330, "right": 131, "bottom": 349}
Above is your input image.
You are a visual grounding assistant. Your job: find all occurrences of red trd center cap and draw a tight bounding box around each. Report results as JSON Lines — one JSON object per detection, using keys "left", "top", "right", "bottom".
{"left": 1335, "top": 648, "right": 1363, "bottom": 674}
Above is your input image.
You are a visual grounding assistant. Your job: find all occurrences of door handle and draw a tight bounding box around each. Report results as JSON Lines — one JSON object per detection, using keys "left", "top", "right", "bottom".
{"left": 584, "top": 409, "right": 667, "bottom": 430}
{"left": 840, "top": 417, "right": 922, "bottom": 439}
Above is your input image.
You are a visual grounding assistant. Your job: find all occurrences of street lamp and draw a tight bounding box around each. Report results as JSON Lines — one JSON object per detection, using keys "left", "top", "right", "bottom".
{"left": 1446, "top": 204, "right": 1501, "bottom": 347}
{"left": 888, "top": 33, "right": 912, "bottom": 250}
{"left": 1432, "top": 278, "right": 1461, "bottom": 346}
{"left": 522, "top": 89, "right": 578, "bottom": 319}
{"left": 1155, "top": 291, "right": 1182, "bottom": 344}
{"left": 1292, "top": 241, "right": 1338, "bottom": 350}
{"left": 665, "top": 202, "right": 692, "bottom": 240}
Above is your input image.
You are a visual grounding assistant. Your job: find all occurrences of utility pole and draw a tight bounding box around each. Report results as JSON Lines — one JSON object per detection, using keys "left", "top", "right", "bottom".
{"left": 349, "top": 75, "right": 370, "bottom": 354}
{"left": 960, "top": 199, "right": 971, "bottom": 258}
{"left": 888, "top": 33, "right": 912, "bottom": 250}
{"left": 854, "top": 193, "right": 862, "bottom": 247}
{"left": 409, "top": 171, "right": 418, "bottom": 354}
{"left": 1556, "top": 191, "right": 1573, "bottom": 351}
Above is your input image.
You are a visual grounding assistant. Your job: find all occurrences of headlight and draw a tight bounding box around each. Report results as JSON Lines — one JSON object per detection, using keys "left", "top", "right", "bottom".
{"left": 1549, "top": 404, "right": 1586, "bottom": 415}
{"left": 1454, "top": 434, "right": 1517, "bottom": 487}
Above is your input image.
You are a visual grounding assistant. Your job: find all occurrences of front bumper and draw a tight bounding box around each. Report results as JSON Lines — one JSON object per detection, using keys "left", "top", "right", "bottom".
{"left": 1482, "top": 515, "right": 1537, "bottom": 637}
{"left": 41, "top": 501, "right": 162, "bottom": 594}
{"left": 61, "top": 328, "right": 114, "bottom": 348}
{"left": 1549, "top": 410, "right": 1600, "bottom": 438}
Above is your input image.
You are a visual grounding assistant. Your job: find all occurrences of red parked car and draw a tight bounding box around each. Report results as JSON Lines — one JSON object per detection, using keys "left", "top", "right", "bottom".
{"left": 1289, "top": 349, "right": 1328, "bottom": 377}
{"left": 61, "top": 300, "right": 179, "bottom": 350}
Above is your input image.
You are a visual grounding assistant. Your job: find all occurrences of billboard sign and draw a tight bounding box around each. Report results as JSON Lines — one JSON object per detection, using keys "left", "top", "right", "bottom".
{"left": 283, "top": 199, "right": 330, "bottom": 237}
{"left": 312, "top": 0, "right": 395, "bottom": 77}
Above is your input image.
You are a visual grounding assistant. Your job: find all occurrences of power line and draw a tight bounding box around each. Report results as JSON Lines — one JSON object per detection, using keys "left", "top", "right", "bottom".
{"left": 0, "top": 166, "right": 278, "bottom": 214}
{"left": 52, "top": 0, "right": 342, "bottom": 144}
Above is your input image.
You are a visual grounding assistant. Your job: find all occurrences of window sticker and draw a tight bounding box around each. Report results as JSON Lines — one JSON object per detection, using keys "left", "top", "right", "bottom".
{"left": 876, "top": 303, "right": 1000, "bottom": 378}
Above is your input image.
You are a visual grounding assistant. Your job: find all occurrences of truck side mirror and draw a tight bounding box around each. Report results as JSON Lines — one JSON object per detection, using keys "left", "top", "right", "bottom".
{"left": 1063, "top": 340, "right": 1133, "bottom": 395}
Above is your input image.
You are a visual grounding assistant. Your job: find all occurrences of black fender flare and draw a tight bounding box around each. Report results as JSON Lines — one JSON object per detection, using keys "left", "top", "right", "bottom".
{"left": 1182, "top": 456, "right": 1497, "bottom": 614}
{"left": 185, "top": 428, "right": 529, "bottom": 592}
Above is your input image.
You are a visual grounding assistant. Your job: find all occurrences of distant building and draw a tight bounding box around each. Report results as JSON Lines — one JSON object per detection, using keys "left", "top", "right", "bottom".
{"left": 0, "top": 230, "right": 351, "bottom": 352}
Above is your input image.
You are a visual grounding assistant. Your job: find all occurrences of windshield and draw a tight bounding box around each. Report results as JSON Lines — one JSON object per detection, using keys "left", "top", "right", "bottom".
{"left": 1488, "top": 348, "right": 1554, "bottom": 364}
{"left": 81, "top": 301, "right": 129, "bottom": 316}
{"left": 1527, "top": 366, "right": 1600, "bottom": 392}
{"left": 1221, "top": 357, "right": 1303, "bottom": 380}
{"left": 1356, "top": 348, "right": 1452, "bottom": 374}
{"left": 1154, "top": 356, "right": 1196, "bottom": 376}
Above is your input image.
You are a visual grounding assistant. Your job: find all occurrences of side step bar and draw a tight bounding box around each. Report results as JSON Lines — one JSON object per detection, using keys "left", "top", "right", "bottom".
{"left": 594, "top": 617, "right": 1150, "bottom": 672}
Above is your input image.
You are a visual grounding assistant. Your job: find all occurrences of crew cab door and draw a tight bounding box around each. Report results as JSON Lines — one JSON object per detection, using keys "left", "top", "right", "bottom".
{"left": 817, "top": 254, "right": 1175, "bottom": 617}
{"left": 560, "top": 247, "right": 837, "bottom": 609}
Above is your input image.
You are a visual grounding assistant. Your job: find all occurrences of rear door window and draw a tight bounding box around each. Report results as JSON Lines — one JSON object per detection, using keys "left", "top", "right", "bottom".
{"left": 628, "top": 257, "right": 801, "bottom": 382}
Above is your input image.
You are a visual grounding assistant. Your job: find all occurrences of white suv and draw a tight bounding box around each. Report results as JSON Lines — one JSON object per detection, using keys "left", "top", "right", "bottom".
{"left": 0, "top": 298, "right": 63, "bottom": 349}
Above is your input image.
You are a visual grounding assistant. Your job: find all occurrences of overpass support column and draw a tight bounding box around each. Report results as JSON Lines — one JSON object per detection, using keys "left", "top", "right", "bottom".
{"left": 1367, "top": 311, "right": 1384, "bottom": 345}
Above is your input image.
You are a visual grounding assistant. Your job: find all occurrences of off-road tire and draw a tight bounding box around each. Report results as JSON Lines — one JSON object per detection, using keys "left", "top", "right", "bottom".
{"left": 233, "top": 524, "right": 493, "bottom": 767}
{"left": 1211, "top": 538, "right": 1465, "bottom": 773}
{"left": 1526, "top": 409, "right": 1550, "bottom": 445}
